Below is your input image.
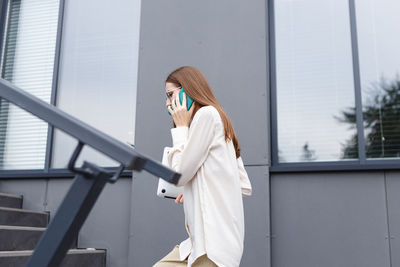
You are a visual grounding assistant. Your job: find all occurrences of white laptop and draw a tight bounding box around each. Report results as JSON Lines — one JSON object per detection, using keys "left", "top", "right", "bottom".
{"left": 156, "top": 147, "right": 184, "bottom": 199}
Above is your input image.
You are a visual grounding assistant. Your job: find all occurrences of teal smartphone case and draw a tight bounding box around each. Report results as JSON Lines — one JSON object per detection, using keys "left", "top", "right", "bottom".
{"left": 168, "top": 87, "right": 194, "bottom": 115}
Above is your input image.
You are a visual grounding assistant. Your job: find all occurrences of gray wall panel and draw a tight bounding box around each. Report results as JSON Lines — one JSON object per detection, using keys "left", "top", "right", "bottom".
{"left": 0, "top": 179, "right": 47, "bottom": 211}
{"left": 79, "top": 179, "right": 132, "bottom": 267}
{"left": 134, "top": 0, "right": 269, "bottom": 166}
{"left": 241, "top": 166, "right": 270, "bottom": 267}
{"left": 129, "top": 171, "right": 187, "bottom": 267}
{"left": 46, "top": 179, "right": 73, "bottom": 219}
{"left": 271, "top": 172, "right": 390, "bottom": 267}
{"left": 46, "top": 178, "right": 132, "bottom": 267}
{"left": 385, "top": 171, "right": 400, "bottom": 267}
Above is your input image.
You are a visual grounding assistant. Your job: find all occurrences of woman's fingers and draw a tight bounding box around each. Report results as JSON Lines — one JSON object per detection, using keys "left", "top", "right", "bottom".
{"left": 182, "top": 92, "right": 187, "bottom": 107}
{"left": 169, "top": 93, "right": 194, "bottom": 127}
{"left": 167, "top": 105, "right": 174, "bottom": 115}
{"left": 175, "top": 194, "right": 183, "bottom": 204}
{"left": 174, "top": 94, "right": 180, "bottom": 108}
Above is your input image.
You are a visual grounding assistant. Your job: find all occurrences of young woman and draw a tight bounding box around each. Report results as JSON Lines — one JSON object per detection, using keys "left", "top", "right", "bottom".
{"left": 153, "top": 66, "right": 252, "bottom": 267}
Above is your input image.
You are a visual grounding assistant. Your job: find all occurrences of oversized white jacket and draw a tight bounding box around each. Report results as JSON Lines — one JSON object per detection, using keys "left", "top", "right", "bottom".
{"left": 167, "top": 105, "right": 252, "bottom": 267}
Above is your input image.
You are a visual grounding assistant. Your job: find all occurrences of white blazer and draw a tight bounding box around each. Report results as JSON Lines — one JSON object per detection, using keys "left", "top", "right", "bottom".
{"left": 167, "top": 105, "right": 252, "bottom": 267}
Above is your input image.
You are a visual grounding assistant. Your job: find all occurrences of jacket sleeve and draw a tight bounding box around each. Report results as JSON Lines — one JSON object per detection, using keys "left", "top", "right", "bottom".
{"left": 167, "top": 108, "right": 216, "bottom": 187}
{"left": 237, "top": 156, "right": 252, "bottom": 197}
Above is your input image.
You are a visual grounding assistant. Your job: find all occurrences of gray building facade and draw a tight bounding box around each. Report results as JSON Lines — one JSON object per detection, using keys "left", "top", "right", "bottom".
{"left": 1, "top": 0, "right": 400, "bottom": 267}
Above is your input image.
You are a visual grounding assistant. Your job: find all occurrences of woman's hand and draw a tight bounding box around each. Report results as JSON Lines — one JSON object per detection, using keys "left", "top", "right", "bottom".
{"left": 175, "top": 194, "right": 184, "bottom": 204}
{"left": 167, "top": 93, "right": 195, "bottom": 127}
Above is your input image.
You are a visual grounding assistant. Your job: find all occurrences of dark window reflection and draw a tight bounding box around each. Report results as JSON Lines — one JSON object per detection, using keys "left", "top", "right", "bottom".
{"left": 336, "top": 78, "right": 400, "bottom": 159}
{"left": 356, "top": 0, "right": 400, "bottom": 159}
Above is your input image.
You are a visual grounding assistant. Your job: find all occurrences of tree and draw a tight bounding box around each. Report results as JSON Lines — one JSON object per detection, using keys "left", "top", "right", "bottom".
{"left": 335, "top": 77, "right": 400, "bottom": 159}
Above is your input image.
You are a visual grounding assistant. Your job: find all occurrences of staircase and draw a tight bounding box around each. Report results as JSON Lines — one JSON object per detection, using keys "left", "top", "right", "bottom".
{"left": 0, "top": 192, "right": 106, "bottom": 266}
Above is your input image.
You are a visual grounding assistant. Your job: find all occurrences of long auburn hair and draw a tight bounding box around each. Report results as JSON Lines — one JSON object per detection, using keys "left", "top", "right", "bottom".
{"left": 166, "top": 66, "right": 241, "bottom": 158}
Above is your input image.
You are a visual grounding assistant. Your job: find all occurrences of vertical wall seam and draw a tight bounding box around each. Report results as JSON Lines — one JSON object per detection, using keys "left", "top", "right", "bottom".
{"left": 266, "top": 0, "right": 274, "bottom": 266}
{"left": 384, "top": 171, "right": 393, "bottom": 267}
{"left": 267, "top": 167, "right": 272, "bottom": 267}
{"left": 43, "top": 178, "right": 49, "bottom": 212}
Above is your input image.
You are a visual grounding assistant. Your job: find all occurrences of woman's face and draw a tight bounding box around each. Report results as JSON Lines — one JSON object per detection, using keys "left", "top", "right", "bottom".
{"left": 165, "top": 82, "right": 181, "bottom": 108}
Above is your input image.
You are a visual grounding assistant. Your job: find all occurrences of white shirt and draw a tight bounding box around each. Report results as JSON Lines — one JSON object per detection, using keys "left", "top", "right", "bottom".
{"left": 167, "top": 105, "right": 252, "bottom": 267}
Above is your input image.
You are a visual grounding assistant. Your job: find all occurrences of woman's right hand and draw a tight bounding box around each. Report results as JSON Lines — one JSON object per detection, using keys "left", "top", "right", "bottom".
{"left": 175, "top": 194, "right": 184, "bottom": 204}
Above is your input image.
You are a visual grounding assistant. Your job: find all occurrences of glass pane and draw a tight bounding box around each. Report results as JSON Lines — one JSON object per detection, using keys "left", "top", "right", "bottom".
{"left": 356, "top": 0, "right": 400, "bottom": 159}
{"left": 275, "top": 0, "right": 357, "bottom": 163}
{"left": 0, "top": 0, "right": 59, "bottom": 169}
{"left": 51, "top": 0, "right": 139, "bottom": 168}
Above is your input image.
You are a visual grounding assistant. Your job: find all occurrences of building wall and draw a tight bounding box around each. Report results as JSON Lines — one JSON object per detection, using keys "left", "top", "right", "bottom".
{"left": 270, "top": 171, "right": 400, "bottom": 267}
{"left": 128, "top": 0, "right": 270, "bottom": 266}
{"left": 1, "top": 0, "right": 400, "bottom": 267}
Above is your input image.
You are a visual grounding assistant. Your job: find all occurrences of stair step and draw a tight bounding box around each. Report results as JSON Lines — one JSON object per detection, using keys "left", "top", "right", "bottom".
{"left": 0, "top": 249, "right": 106, "bottom": 267}
{"left": 0, "top": 225, "right": 78, "bottom": 251}
{"left": 0, "top": 207, "right": 49, "bottom": 227}
{"left": 0, "top": 225, "right": 45, "bottom": 251}
{"left": 0, "top": 193, "right": 23, "bottom": 209}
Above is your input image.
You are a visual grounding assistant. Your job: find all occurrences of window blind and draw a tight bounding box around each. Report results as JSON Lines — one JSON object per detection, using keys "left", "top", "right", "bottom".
{"left": 0, "top": 0, "right": 59, "bottom": 169}
{"left": 274, "top": 0, "right": 356, "bottom": 163}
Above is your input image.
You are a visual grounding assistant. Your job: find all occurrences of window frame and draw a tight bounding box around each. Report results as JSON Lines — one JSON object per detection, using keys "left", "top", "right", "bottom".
{"left": 268, "top": 0, "right": 400, "bottom": 173}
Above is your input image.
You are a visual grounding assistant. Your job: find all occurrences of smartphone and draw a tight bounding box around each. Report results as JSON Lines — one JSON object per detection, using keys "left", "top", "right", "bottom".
{"left": 168, "top": 87, "right": 194, "bottom": 115}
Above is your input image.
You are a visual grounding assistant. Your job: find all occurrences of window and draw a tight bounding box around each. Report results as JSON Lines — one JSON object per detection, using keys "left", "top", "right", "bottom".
{"left": 0, "top": 0, "right": 141, "bottom": 174}
{"left": 0, "top": 0, "right": 60, "bottom": 169}
{"left": 271, "top": 0, "right": 400, "bottom": 167}
{"left": 50, "top": 0, "right": 139, "bottom": 168}
{"left": 273, "top": 0, "right": 356, "bottom": 163}
{"left": 355, "top": 0, "right": 400, "bottom": 159}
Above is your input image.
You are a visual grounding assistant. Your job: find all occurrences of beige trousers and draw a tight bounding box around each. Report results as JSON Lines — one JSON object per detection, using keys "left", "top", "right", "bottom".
{"left": 153, "top": 245, "right": 218, "bottom": 267}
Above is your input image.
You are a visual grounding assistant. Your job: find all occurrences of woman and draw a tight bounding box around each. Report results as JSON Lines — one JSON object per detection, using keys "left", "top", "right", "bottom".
{"left": 153, "top": 66, "right": 252, "bottom": 267}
